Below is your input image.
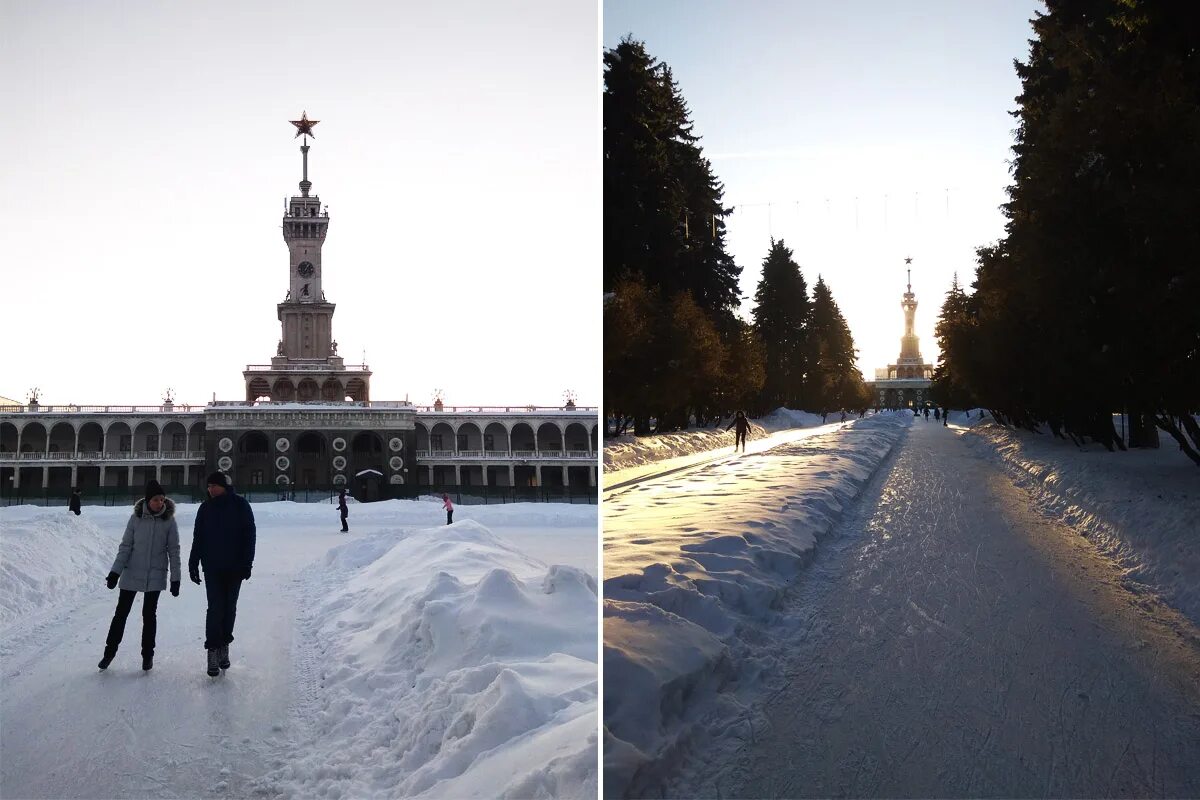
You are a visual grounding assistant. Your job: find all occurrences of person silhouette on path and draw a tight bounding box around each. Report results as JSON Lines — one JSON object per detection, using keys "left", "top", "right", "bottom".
{"left": 726, "top": 411, "right": 750, "bottom": 453}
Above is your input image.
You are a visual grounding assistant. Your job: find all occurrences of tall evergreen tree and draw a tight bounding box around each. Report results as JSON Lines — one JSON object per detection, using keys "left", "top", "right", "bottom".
{"left": 603, "top": 38, "right": 742, "bottom": 319}
{"left": 807, "top": 276, "right": 862, "bottom": 414}
{"left": 751, "top": 239, "right": 810, "bottom": 410}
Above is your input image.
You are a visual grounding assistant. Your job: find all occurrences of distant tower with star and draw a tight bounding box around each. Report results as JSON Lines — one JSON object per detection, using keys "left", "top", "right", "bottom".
{"left": 866, "top": 258, "right": 935, "bottom": 408}
{"left": 242, "top": 112, "right": 372, "bottom": 403}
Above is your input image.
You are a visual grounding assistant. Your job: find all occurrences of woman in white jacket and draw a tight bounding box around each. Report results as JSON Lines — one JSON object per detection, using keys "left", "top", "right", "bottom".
{"left": 98, "top": 479, "right": 181, "bottom": 671}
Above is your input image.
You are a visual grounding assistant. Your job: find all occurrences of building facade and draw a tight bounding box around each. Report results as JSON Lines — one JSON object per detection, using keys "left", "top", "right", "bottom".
{"left": 866, "top": 264, "right": 936, "bottom": 409}
{"left": 1, "top": 127, "right": 596, "bottom": 500}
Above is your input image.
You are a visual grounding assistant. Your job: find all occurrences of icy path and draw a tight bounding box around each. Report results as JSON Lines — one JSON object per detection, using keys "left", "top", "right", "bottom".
{"left": 0, "top": 505, "right": 333, "bottom": 800}
{"left": 678, "top": 419, "right": 1200, "bottom": 798}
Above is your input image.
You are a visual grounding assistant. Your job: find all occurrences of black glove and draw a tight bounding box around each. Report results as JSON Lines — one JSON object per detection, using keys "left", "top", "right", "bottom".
{"left": 170, "top": 581, "right": 180, "bottom": 597}
{"left": 106, "top": 572, "right": 119, "bottom": 590}
{"left": 189, "top": 567, "right": 201, "bottom": 585}
{"left": 243, "top": 566, "right": 252, "bottom": 581}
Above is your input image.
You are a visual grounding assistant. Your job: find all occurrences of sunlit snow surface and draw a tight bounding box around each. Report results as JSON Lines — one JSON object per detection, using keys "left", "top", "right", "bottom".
{"left": 0, "top": 498, "right": 597, "bottom": 800}
{"left": 602, "top": 411, "right": 1200, "bottom": 797}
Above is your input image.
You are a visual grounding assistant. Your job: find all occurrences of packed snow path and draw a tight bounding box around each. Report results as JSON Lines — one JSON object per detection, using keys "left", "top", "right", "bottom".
{"left": 619, "top": 417, "right": 1200, "bottom": 798}
{"left": 1, "top": 502, "right": 598, "bottom": 800}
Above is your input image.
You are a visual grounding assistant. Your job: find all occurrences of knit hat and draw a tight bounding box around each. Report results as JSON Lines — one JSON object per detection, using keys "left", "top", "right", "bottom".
{"left": 144, "top": 479, "right": 165, "bottom": 502}
{"left": 206, "top": 471, "right": 230, "bottom": 488}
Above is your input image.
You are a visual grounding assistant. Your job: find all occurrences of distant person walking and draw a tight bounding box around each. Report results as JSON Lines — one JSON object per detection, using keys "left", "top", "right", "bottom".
{"left": 442, "top": 493, "right": 454, "bottom": 525}
{"left": 337, "top": 488, "right": 349, "bottom": 532}
{"left": 189, "top": 471, "right": 256, "bottom": 677}
{"left": 943, "top": 408, "right": 950, "bottom": 427}
{"left": 726, "top": 410, "right": 750, "bottom": 453}
{"left": 98, "top": 480, "right": 180, "bottom": 672}
{"left": 69, "top": 488, "right": 81, "bottom": 516}
{"left": 924, "top": 407, "right": 930, "bottom": 421}
{"left": 934, "top": 407, "right": 941, "bottom": 421}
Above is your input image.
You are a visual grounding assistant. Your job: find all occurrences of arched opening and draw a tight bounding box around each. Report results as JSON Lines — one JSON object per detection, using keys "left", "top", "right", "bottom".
{"left": 48, "top": 421, "right": 76, "bottom": 454}
{"left": 296, "top": 431, "right": 326, "bottom": 487}
{"left": 321, "top": 378, "right": 343, "bottom": 402}
{"left": 247, "top": 377, "right": 271, "bottom": 402}
{"left": 429, "top": 423, "right": 454, "bottom": 455}
{"left": 273, "top": 379, "right": 296, "bottom": 401}
{"left": 564, "top": 423, "right": 590, "bottom": 454}
{"left": 20, "top": 422, "right": 47, "bottom": 453}
{"left": 297, "top": 378, "right": 320, "bottom": 402}
{"left": 483, "top": 422, "right": 509, "bottom": 454}
{"left": 345, "top": 378, "right": 367, "bottom": 402}
{"left": 161, "top": 421, "right": 188, "bottom": 455}
{"left": 414, "top": 423, "right": 430, "bottom": 452}
{"left": 455, "top": 422, "right": 482, "bottom": 454}
{"left": 536, "top": 422, "right": 564, "bottom": 455}
{"left": 510, "top": 423, "right": 535, "bottom": 456}
{"left": 134, "top": 421, "right": 160, "bottom": 455}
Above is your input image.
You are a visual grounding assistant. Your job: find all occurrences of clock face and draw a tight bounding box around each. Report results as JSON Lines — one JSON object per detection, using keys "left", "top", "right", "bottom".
{"left": 297, "top": 261, "right": 315, "bottom": 277}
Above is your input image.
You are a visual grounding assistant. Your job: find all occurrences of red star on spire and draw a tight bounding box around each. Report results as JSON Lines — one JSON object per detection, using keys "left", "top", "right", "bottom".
{"left": 290, "top": 111, "right": 319, "bottom": 138}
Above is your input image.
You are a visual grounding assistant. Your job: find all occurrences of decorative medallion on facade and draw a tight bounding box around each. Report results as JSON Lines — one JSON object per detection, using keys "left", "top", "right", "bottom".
{"left": 218, "top": 437, "right": 233, "bottom": 453}
{"left": 332, "top": 455, "right": 347, "bottom": 470}
{"left": 389, "top": 456, "right": 404, "bottom": 471}
{"left": 389, "top": 437, "right": 403, "bottom": 452}
{"left": 276, "top": 437, "right": 290, "bottom": 452}
{"left": 218, "top": 456, "right": 233, "bottom": 471}
{"left": 276, "top": 474, "right": 290, "bottom": 484}
{"left": 276, "top": 456, "right": 290, "bottom": 471}
{"left": 389, "top": 474, "right": 405, "bottom": 485}
{"left": 333, "top": 474, "right": 346, "bottom": 485}
{"left": 332, "top": 437, "right": 347, "bottom": 452}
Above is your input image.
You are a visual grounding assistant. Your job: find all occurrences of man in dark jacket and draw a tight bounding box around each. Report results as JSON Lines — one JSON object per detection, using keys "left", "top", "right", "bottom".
{"left": 189, "top": 471, "right": 256, "bottom": 677}
{"left": 337, "top": 488, "right": 349, "bottom": 533}
{"left": 68, "top": 488, "right": 81, "bottom": 516}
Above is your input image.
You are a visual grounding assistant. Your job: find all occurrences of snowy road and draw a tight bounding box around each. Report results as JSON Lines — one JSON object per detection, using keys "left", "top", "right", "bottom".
{"left": 673, "top": 419, "right": 1200, "bottom": 798}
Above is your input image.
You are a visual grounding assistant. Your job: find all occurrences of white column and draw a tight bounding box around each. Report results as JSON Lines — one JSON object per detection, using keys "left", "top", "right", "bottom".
{"left": 562, "top": 465, "right": 568, "bottom": 487}
{"left": 127, "top": 466, "right": 134, "bottom": 487}
{"left": 42, "top": 466, "right": 49, "bottom": 488}
{"left": 508, "top": 464, "right": 514, "bottom": 487}
{"left": 71, "top": 464, "right": 78, "bottom": 488}
{"left": 99, "top": 465, "right": 107, "bottom": 488}
{"left": 589, "top": 466, "right": 596, "bottom": 487}
{"left": 454, "top": 464, "right": 461, "bottom": 486}
{"left": 184, "top": 464, "right": 191, "bottom": 487}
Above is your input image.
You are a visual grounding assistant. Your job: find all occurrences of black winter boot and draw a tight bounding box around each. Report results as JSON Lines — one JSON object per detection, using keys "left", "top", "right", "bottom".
{"left": 142, "top": 653, "right": 153, "bottom": 671}
{"left": 207, "top": 648, "right": 220, "bottom": 677}
{"left": 98, "top": 646, "right": 117, "bottom": 670}
{"left": 218, "top": 644, "right": 230, "bottom": 670}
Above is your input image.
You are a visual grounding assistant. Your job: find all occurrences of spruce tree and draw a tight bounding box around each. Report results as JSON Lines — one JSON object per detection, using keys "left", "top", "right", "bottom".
{"left": 751, "top": 239, "right": 810, "bottom": 410}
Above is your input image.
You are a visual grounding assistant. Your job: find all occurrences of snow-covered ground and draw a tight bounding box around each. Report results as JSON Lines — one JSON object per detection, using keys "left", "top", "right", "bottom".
{"left": 603, "top": 409, "right": 1200, "bottom": 797}
{"left": 0, "top": 498, "right": 597, "bottom": 799}
{"left": 603, "top": 408, "right": 831, "bottom": 474}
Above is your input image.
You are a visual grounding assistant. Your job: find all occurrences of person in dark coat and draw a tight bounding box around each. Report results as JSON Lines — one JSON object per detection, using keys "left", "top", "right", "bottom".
{"left": 68, "top": 488, "right": 81, "bottom": 516}
{"left": 98, "top": 480, "right": 180, "bottom": 671}
{"left": 188, "top": 471, "right": 255, "bottom": 677}
{"left": 725, "top": 410, "right": 751, "bottom": 453}
{"left": 337, "top": 488, "right": 349, "bottom": 532}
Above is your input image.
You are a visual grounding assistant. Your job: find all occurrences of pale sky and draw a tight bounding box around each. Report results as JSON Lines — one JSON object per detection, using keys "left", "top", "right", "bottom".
{"left": 604, "top": 0, "right": 1043, "bottom": 380}
{"left": 2, "top": 0, "right": 599, "bottom": 408}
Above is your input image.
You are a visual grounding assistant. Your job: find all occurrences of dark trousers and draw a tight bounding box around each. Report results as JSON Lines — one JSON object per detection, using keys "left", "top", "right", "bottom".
{"left": 105, "top": 589, "right": 160, "bottom": 656}
{"left": 735, "top": 430, "right": 747, "bottom": 451}
{"left": 340, "top": 509, "right": 348, "bottom": 532}
{"left": 446, "top": 509, "right": 453, "bottom": 525}
{"left": 203, "top": 571, "right": 243, "bottom": 651}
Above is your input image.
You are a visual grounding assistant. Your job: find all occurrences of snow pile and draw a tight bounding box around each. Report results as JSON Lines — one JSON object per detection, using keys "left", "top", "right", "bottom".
{"left": 966, "top": 421, "right": 1200, "bottom": 626}
{"left": 262, "top": 520, "right": 598, "bottom": 799}
{"left": 0, "top": 508, "right": 121, "bottom": 628}
{"left": 603, "top": 413, "right": 909, "bottom": 797}
{"left": 604, "top": 408, "right": 827, "bottom": 472}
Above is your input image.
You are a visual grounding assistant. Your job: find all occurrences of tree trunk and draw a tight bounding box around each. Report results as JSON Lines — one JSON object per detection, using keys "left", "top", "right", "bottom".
{"left": 1128, "top": 411, "right": 1160, "bottom": 449}
{"left": 1154, "top": 414, "right": 1200, "bottom": 467}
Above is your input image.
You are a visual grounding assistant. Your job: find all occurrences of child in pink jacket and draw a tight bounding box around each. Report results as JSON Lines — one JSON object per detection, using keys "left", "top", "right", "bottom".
{"left": 442, "top": 493, "right": 453, "bottom": 525}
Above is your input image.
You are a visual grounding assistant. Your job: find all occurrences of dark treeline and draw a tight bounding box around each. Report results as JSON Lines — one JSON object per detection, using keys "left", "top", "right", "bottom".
{"left": 604, "top": 39, "right": 868, "bottom": 435}
{"left": 931, "top": 0, "right": 1200, "bottom": 465}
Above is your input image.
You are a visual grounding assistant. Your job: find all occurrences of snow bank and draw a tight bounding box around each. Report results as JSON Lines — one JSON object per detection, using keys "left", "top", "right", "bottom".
{"left": 0, "top": 508, "right": 121, "bottom": 629}
{"left": 604, "top": 408, "right": 828, "bottom": 472}
{"left": 965, "top": 421, "right": 1200, "bottom": 627}
{"left": 260, "top": 520, "right": 598, "bottom": 799}
{"left": 602, "top": 413, "right": 909, "bottom": 797}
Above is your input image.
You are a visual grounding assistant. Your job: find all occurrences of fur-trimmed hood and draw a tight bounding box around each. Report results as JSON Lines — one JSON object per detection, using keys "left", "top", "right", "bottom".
{"left": 133, "top": 496, "right": 177, "bottom": 521}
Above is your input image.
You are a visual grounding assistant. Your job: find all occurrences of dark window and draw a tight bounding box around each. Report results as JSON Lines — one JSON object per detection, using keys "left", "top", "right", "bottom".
{"left": 431, "top": 434, "right": 442, "bottom": 450}
{"left": 250, "top": 470, "right": 264, "bottom": 486}
{"left": 173, "top": 433, "right": 186, "bottom": 450}
{"left": 484, "top": 434, "right": 494, "bottom": 451}
{"left": 146, "top": 435, "right": 159, "bottom": 451}
{"left": 457, "top": 434, "right": 469, "bottom": 451}
{"left": 120, "top": 435, "right": 132, "bottom": 452}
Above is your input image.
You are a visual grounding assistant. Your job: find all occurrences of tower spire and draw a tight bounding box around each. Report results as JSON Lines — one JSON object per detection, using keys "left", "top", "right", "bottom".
{"left": 300, "top": 142, "right": 311, "bottom": 197}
